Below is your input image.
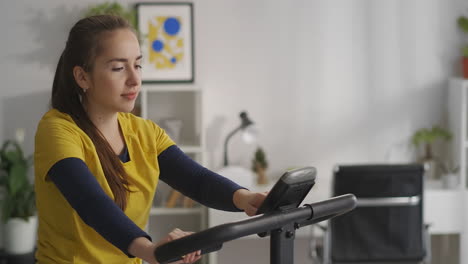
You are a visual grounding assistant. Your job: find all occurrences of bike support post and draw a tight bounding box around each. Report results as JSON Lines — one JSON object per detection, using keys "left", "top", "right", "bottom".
{"left": 270, "top": 222, "right": 296, "bottom": 264}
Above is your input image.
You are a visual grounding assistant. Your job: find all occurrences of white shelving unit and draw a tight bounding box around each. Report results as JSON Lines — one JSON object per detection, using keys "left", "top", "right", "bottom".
{"left": 139, "top": 83, "right": 207, "bottom": 263}
{"left": 447, "top": 78, "right": 468, "bottom": 264}
{"left": 448, "top": 78, "right": 468, "bottom": 190}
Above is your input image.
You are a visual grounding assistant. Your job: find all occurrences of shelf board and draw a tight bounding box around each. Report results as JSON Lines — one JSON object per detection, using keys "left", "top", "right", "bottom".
{"left": 150, "top": 207, "right": 204, "bottom": 215}
{"left": 142, "top": 84, "right": 201, "bottom": 92}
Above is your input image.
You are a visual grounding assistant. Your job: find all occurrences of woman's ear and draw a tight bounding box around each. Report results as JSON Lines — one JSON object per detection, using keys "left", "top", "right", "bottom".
{"left": 73, "top": 66, "right": 90, "bottom": 91}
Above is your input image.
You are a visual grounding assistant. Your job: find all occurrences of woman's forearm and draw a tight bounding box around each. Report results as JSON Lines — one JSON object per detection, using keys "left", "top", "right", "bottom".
{"left": 158, "top": 145, "right": 244, "bottom": 211}
{"left": 128, "top": 237, "right": 158, "bottom": 264}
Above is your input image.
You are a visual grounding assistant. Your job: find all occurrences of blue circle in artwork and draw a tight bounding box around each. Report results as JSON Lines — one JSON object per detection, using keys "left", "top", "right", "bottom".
{"left": 171, "top": 57, "right": 177, "bottom": 64}
{"left": 164, "top": 17, "right": 180, "bottom": 36}
{"left": 152, "top": 40, "right": 164, "bottom": 52}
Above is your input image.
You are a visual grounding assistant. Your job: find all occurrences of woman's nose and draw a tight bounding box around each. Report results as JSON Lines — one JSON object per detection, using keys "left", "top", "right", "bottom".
{"left": 126, "top": 68, "right": 141, "bottom": 86}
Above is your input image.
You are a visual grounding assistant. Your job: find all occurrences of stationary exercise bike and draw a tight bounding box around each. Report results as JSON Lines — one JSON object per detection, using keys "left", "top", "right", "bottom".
{"left": 153, "top": 167, "right": 357, "bottom": 264}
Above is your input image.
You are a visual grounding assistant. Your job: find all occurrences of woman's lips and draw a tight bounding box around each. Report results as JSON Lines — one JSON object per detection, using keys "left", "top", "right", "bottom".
{"left": 122, "top": 92, "right": 138, "bottom": 100}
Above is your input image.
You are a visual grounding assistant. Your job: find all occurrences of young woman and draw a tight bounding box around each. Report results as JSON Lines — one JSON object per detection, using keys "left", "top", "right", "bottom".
{"left": 34, "top": 15, "right": 266, "bottom": 264}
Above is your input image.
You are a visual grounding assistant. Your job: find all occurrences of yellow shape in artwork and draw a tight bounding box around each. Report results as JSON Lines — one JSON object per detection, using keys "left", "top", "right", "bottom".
{"left": 147, "top": 16, "right": 185, "bottom": 70}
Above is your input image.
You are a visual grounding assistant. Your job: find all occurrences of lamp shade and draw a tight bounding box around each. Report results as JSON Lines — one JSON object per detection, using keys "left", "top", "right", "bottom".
{"left": 223, "top": 111, "right": 256, "bottom": 166}
{"left": 241, "top": 125, "right": 257, "bottom": 144}
{"left": 239, "top": 112, "right": 253, "bottom": 129}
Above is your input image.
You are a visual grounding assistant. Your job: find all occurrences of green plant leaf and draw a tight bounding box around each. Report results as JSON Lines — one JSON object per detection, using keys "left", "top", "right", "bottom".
{"left": 0, "top": 140, "right": 11, "bottom": 153}
{"left": 251, "top": 147, "right": 268, "bottom": 172}
{"left": 4, "top": 150, "right": 21, "bottom": 164}
{"left": 458, "top": 16, "right": 468, "bottom": 33}
{"left": 83, "top": 2, "right": 137, "bottom": 30}
{"left": 8, "top": 163, "right": 27, "bottom": 196}
{"left": 412, "top": 126, "right": 452, "bottom": 146}
{"left": 463, "top": 46, "right": 468, "bottom": 57}
{"left": 26, "top": 190, "right": 36, "bottom": 216}
{"left": 1, "top": 141, "right": 24, "bottom": 162}
{"left": 0, "top": 138, "right": 34, "bottom": 222}
{"left": 0, "top": 170, "right": 8, "bottom": 186}
{"left": 10, "top": 185, "right": 35, "bottom": 219}
{"left": 412, "top": 125, "right": 453, "bottom": 159}
{"left": 1, "top": 195, "right": 13, "bottom": 223}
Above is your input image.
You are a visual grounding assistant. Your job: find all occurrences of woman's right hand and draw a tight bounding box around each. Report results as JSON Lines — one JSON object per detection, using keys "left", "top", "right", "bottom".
{"left": 155, "top": 228, "right": 201, "bottom": 264}
{"left": 129, "top": 228, "right": 202, "bottom": 264}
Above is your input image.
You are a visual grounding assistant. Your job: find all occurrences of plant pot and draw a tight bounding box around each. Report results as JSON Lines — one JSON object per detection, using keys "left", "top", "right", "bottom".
{"left": 4, "top": 216, "right": 37, "bottom": 254}
{"left": 256, "top": 167, "right": 268, "bottom": 185}
{"left": 422, "top": 159, "right": 439, "bottom": 181}
{"left": 442, "top": 173, "right": 459, "bottom": 189}
{"left": 463, "top": 57, "right": 468, "bottom": 79}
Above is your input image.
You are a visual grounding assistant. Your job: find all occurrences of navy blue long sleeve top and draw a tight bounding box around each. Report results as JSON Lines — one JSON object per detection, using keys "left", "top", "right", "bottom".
{"left": 48, "top": 145, "right": 244, "bottom": 257}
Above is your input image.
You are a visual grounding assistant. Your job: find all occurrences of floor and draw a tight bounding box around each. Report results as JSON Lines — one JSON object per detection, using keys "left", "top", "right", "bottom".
{"left": 212, "top": 234, "right": 460, "bottom": 264}
{"left": 431, "top": 234, "right": 459, "bottom": 264}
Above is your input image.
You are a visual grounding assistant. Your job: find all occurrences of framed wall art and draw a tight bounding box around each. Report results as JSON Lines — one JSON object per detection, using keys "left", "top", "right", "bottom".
{"left": 136, "top": 3, "right": 194, "bottom": 83}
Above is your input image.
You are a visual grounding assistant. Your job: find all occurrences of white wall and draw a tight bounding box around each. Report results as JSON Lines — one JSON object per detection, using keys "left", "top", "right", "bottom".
{"left": 1, "top": 0, "right": 466, "bottom": 193}
{"left": 199, "top": 0, "right": 468, "bottom": 200}
{"left": 1, "top": 0, "right": 468, "bottom": 262}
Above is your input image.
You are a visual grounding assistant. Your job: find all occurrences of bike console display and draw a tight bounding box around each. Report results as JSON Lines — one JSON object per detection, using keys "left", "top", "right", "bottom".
{"left": 256, "top": 167, "right": 316, "bottom": 215}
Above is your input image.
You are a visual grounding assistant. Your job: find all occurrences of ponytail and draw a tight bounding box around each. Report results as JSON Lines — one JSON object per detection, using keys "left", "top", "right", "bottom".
{"left": 51, "top": 15, "right": 134, "bottom": 210}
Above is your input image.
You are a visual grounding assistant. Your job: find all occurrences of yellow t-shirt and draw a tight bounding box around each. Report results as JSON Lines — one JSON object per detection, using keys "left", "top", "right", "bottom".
{"left": 34, "top": 109, "right": 174, "bottom": 264}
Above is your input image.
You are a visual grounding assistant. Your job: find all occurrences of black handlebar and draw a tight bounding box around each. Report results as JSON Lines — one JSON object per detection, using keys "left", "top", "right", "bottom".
{"left": 154, "top": 194, "right": 356, "bottom": 263}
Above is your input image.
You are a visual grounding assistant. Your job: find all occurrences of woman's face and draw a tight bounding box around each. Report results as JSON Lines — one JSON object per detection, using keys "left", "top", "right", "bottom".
{"left": 85, "top": 29, "right": 142, "bottom": 114}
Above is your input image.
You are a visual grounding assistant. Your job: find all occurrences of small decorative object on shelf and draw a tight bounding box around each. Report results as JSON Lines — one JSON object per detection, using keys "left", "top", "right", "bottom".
{"left": 440, "top": 160, "right": 460, "bottom": 189}
{"left": 165, "top": 190, "right": 195, "bottom": 208}
{"left": 165, "top": 190, "right": 182, "bottom": 208}
{"left": 0, "top": 128, "right": 37, "bottom": 254}
{"left": 411, "top": 125, "right": 452, "bottom": 180}
{"left": 457, "top": 15, "right": 468, "bottom": 78}
{"left": 251, "top": 147, "right": 269, "bottom": 185}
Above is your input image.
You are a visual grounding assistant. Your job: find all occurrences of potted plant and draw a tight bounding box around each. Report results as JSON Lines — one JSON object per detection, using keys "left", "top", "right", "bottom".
{"left": 439, "top": 160, "right": 460, "bottom": 189}
{"left": 457, "top": 15, "right": 468, "bottom": 78}
{"left": 411, "top": 125, "right": 452, "bottom": 180}
{"left": 251, "top": 147, "right": 268, "bottom": 185}
{"left": 0, "top": 129, "right": 36, "bottom": 254}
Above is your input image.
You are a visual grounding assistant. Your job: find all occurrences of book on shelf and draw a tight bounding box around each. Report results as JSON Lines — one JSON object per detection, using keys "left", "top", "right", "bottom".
{"left": 165, "top": 189, "right": 195, "bottom": 208}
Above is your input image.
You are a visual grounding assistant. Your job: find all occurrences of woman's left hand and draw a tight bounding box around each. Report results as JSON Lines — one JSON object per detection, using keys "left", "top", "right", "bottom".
{"left": 233, "top": 189, "right": 268, "bottom": 216}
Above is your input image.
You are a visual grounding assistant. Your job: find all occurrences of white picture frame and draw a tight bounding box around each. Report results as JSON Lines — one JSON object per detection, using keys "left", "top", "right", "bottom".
{"left": 136, "top": 3, "right": 194, "bottom": 83}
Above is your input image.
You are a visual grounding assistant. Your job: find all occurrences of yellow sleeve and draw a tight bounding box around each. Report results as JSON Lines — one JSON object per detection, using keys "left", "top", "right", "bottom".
{"left": 34, "top": 117, "right": 85, "bottom": 181}
{"left": 151, "top": 121, "right": 175, "bottom": 155}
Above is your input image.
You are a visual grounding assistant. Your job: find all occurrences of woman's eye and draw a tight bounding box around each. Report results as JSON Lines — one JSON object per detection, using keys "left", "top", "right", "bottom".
{"left": 135, "top": 65, "right": 142, "bottom": 70}
{"left": 112, "top": 67, "right": 124, "bottom": 72}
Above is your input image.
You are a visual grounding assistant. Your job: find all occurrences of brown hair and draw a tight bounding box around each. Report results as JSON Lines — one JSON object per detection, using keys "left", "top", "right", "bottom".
{"left": 51, "top": 15, "right": 136, "bottom": 210}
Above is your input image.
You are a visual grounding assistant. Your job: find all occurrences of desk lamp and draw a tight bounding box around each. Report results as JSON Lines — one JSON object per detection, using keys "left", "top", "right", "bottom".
{"left": 223, "top": 111, "right": 256, "bottom": 166}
